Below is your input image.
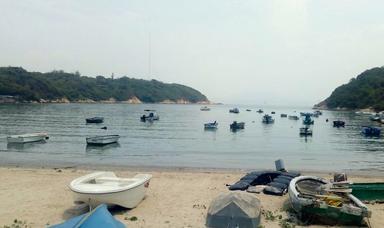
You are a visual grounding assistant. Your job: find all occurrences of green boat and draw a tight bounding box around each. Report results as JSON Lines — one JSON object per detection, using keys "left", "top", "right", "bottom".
{"left": 289, "top": 176, "right": 371, "bottom": 226}
{"left": 351, "top": 182, "right": 384, "bottom": 202}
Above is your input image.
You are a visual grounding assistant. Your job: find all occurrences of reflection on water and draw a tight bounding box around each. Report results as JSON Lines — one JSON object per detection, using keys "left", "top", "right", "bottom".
{"left": 7, "top": 141, "right": 47, "bottom": 150}
{"left": 86, "top": 143, "right": 121, "bottom": 154}
{"left": 0, "top": 103, "right": 382, "bottom": 172}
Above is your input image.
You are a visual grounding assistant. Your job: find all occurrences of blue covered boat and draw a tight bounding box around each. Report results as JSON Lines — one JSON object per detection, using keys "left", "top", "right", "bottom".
{"left": 362, "top": 126, "right": 381, "bottom": 137}
{"left": 51, "top": 204, "right": 125, "bottom": 228}
{"left": 262, "top": 114, "right": 274, "bottom": 124}
{"left": 302, "top": 114, "right": 314, "bottom": 125}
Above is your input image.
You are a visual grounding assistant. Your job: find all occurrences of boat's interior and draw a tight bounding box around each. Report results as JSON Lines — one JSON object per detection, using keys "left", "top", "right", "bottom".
{"left": 71, "top": 173, "right": 150, "bottom": 193}
{"left": 296, "top": 179, "right": 361, "bottom": 208}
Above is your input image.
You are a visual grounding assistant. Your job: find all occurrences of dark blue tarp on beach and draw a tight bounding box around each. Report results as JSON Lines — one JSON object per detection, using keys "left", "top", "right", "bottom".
{"left": 50, "top": 204, "right": 125, "bottom": 228}
{"left": 229, "top": 171, "right": 300, "bottom": 195}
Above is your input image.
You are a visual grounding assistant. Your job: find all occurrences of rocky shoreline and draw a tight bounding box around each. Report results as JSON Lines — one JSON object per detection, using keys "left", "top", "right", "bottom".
{"left": 0, "top": 95, "right": 212, "bottom": 105}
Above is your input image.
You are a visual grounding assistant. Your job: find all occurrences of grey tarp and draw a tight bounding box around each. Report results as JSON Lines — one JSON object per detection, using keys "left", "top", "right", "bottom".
{"left": 206, "top": 192, "right": 261, "bottom": 228}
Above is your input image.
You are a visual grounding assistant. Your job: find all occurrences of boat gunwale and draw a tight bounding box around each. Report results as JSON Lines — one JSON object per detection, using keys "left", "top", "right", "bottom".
{"left": 69, "top": 172, "right": 152, "bottom": 194}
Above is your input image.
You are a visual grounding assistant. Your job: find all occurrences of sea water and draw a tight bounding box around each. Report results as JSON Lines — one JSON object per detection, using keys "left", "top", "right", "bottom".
{"left": 0, "top": 103, "right": 383, "bottom": 172}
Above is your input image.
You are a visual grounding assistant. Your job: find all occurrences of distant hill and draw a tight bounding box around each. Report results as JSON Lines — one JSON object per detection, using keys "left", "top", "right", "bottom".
{"left": 0, "top": 67, "right": 209, "bottom": 104}
{"left": 315, "top": 66, "right": 384, "bottom": 111}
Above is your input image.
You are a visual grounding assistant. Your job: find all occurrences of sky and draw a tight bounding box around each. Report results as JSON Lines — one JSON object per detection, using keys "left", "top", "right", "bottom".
{"left": 0, "top": 0, "right": 383, "bottom": 106}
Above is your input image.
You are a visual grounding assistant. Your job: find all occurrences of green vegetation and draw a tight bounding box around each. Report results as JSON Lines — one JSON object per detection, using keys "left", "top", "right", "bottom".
{"left": 0, "top": 67, "right": 208, "bottom": 103}
{"left": 321, "top": 66, "right": 384, "bottom": 111}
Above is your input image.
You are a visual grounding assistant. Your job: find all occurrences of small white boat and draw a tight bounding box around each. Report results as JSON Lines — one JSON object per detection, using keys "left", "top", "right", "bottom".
{"left": 7, "top": 132, "right": 49, "bottom": 144}
{"left": 69, "top": 172, "right": 152, "bottom": 208}
{"left": 200, "top": 106, "right": 211, "bottom": 111}
{"left": 86, "top": 135, "right": 120, "bottom": 145}
{"left": 140, "top": 110, "right": 160, "bottom": 121}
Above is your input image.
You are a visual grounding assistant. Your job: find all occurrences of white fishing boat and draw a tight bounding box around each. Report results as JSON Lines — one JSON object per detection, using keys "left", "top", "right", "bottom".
{"left": 69, "top": 172, "right": 152, "bottom": 208}
{"left": 7, "top": 132, "right": 49, "bottom": 143}
{"left": 86, "top": 135, "right": 120, "bottom": 146}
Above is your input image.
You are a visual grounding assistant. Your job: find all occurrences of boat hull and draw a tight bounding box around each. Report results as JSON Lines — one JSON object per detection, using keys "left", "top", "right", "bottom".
{"left": 7, "top": 133, "right": 49, "bottom": 144}
{"left": 70, "top": 172, "right": 151, "bottom": 208}
{"left": 351, "top": 183, "right": 384, "bottom": 202}
{"left": 72, "top": 183, "right": 149, "bottom": 208}
{"left": 86, "top": 135, "right": 120, "bottom": 145}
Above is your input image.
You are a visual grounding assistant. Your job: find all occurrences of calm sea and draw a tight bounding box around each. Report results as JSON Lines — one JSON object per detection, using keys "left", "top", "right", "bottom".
{"left": 0, "top": 104, "right": 383, "bottom": 172}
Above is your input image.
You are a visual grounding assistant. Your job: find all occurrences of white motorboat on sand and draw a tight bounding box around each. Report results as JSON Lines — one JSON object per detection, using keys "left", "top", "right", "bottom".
{"left": 70, "top": 171, "right": 152, "bottom": 208}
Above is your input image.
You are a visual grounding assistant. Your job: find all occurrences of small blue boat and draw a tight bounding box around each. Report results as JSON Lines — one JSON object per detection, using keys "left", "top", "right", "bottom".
{"left": 302, "top": 114, "right": 314, "bottom": 125}
{"left": 204, "top": 121, "right": 218, "bottom": 130}
{"left": 50, "top": 204, "right": 125, "bottom": 228}
{"left": 262, "top": 114, "right": 274, "bottom": 124}
{"left": 362, "top": 126, "right": 381, "bottom": 137}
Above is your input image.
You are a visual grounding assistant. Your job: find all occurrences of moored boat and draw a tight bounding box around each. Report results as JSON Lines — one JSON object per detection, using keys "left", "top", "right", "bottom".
{"left": 200, "top": 106, "right": 210, "bottom": 111}
{"left": 303, "top": 114, "right": 314, "bottom": 125}
{"left": 140, "top": 110, "right": 159, "bottom": 122}
{"left": 204, "top": 121, "right": 218, "bottom": 130}
{"left": 333, "top": 120, "right": 345, "bottom": 128}
{"left": 86, "top": 135, "right": 120, "bottom": 145}
{"left": 288, "top": 176, "right": 371, "bottom": 225}
{"left": 288, "top": 115, "right": 299, "bottom": 120}
{"left": 299, "top": 127, "right": 312, "bottom": 136}
{"left": 86, "top": 117, "right": 104, "bottom": 124}
{"left": 280, "top": 114, "right": 287, "bottom": 118}
{"left": 370, "top": 114, "right": 381, "bottom": 122}
{"left": 362, "top": 126, "right": 381, "bottom": 137}
{"left": 256, "top": 109, "right": 263, "bottom": 113}
{"left": 262, "top": 114, "right": 274, "bottom": 124}
{"left": 7, "top": 132, "right": 49, "bottom": 144}
{"left": 69, "top": 172, "right": 152, "bottom": 208}
{"left": 229, "top": 108, "right": 239, "bottom": 114}
{"left": 230, "top": 121, "right": 244, "bottom": 131}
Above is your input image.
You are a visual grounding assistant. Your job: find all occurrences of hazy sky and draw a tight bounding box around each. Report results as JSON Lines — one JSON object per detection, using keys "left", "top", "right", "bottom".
{"left": 1, "top": 0, "right": 383, "bottom": 106}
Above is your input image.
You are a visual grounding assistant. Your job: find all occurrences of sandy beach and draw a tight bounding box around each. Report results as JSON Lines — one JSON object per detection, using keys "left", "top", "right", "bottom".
{"left": 0, "top": 166, "right": 383, "bottom": 228}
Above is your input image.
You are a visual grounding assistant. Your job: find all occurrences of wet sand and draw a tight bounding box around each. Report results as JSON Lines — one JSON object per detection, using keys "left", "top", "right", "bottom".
{"left": 0, "top": 167, "right": 383, "bottom": 228}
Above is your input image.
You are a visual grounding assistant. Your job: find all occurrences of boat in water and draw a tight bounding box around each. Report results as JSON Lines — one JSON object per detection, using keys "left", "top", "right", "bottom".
{"left": 69, "top": 171, "right": 152, "bottom": 208}
{"left": 140, "top": 110, "right": 159, "bottom": 122}
{"left": 246, "top": 109, "right": 251, "bottom": 112}
{"left": 200, "top": 106, "right": 210, "bottom": 111}
{"left": 288, "top": 115, "right": 299, "bottom": 120}
{"left": 362, "top": 126, "right": 381, "bottom": 137}
{"left": 302, "top": 114, "right": 314, "bottom": 125}
{"left": 86, "top": 117, "right": 104, "bottom": 124}
{"left": 280, "top": 114, "right": 287, "bottom": 118}
{"left": 230, "top": 121, "right": 244, "bottom": 131}
{"left": 256, "top": 109, "right": 263, "bottom": 113}
{"left": 204, "top": 121, "right": 218, "bottom": 130}
{"left": 86, "top": 135, "right": 120, "bottom": 146}
{"left": 229, "top": 108, "right": 239, "bottom": 114}
{"left": 299, "top": 127, "right": 312, "bottom": 136}
{"left": 369, "top": 113, "right": 381, "bottom": 122}
{"left": 262, "top": 114, "right": 274, "bottom": 124}
{"left": 333, "top": 120, "right": 345, "bottom": 128}
{"left": 288, "top": 176, "right": 371, "bottom": 225}
{"left": 7, "top": 132, "right": 49, "bottom": 144}
{"left": 51, "top": 204, "right": 125, "bottom": 228}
